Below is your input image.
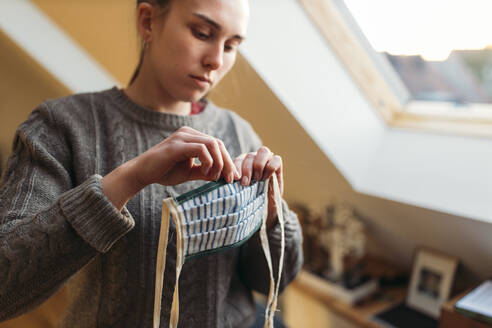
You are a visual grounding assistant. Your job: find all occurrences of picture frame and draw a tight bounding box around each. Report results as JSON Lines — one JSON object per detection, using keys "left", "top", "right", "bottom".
{"left": 406, "top": 247, "right": 459, "bottom": 319}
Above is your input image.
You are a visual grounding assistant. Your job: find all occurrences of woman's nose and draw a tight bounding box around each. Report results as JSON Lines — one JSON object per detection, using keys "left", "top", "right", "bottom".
{"left": 202, "top": 44, "right": 224, "bottom": 71}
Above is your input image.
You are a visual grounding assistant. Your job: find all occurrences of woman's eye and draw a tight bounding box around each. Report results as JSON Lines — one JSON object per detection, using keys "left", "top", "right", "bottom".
{"left": 192, "top": 28, "right": 210, "bottom": 40}
{"left": 225, "top": 42, "right": 240, "bottom": 52}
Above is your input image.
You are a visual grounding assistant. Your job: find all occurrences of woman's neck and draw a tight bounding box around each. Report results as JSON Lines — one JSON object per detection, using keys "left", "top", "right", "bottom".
{"left": 123, "top": 74, "right": 191, "bottom": 116}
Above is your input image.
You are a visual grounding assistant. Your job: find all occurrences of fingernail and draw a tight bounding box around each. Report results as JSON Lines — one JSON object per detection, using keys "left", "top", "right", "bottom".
{"left": 254, "top": 172, "right": 260, "bottom": 181}
{"left": 228, "top": 173, "right": 234, "bottom": 183}
{"left": 241, "top": 175, "right": 249, "bottom": 185}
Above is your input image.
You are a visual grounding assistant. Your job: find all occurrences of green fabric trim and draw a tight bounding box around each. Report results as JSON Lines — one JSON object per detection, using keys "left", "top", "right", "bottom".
{"left": 185, "top": 219, "right": 262, "bottom": 261}
{"left": 175, "top": 179, "right": 229, "bottom": 205}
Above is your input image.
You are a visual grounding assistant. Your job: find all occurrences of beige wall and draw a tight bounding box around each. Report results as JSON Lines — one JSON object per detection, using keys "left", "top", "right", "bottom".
{"left": 0, "top": 30, "right": 70, "bottom": 172}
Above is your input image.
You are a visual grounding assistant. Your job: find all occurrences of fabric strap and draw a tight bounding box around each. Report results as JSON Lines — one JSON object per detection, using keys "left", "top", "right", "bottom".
{"left": 153, "top": 175, "right": 285, "bottom": 328}
{"left": 259, "top": 175, "right": 285, "bottom": 328}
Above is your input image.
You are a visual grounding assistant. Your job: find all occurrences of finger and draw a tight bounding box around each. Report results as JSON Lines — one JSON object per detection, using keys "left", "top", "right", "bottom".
{"left": 233, "top": 155, "right": 247, "bottom": 181}
{"left": 233, "top": 154, "right": 245, "bottom": 173}
{"left": 240, "top": 153, "right": 256, "bottom": 186}
{"left": 176, "top": 133, "right": 223, "bottom": 180}
{"left": 178, "top": 142, "right": 214, "bottom": 176}
{"left": 207, "top": 138, "right": 223, "bottom": 181}
{"left": 175, "top": 126, "right": 206, "bottom": 137}
{"left": 252, "top": 146, "right": 272, "bottom": 182}
{"left": 217, "top": 139, "right": 240, "bottom": 183}
{"left": 188, "top": 165, "right": 215, "bottom": 181}
{"left": 177, "top": 129, "right": 230, "bottom": 181}
{"left": 262, "top": 154, "right": 282, "bottom": 180}
{"left": 234, "top": 152, "right": 251, "bottom": 172}
{"left": 176, "top": 126, "right": 221, "bottom": 142}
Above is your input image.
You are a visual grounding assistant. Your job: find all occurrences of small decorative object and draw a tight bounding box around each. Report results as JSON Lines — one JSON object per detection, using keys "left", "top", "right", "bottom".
{"left": 407, "top": 247, "right": 459, "bottom": 318}
{"left": 291, "top": 203, "right": 326, "bottom": 273}
{"left": 319, "top": 203, "right": 366, "bottom": 282}
{"left": 293, "top": 202, "right": 378, "bottom": 304}
{"left": 319, "top": 203, "right": 377, "bottom": 304}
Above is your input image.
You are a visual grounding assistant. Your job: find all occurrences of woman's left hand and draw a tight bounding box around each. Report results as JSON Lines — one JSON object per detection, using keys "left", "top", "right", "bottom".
{"left": 233, "top": 146, "right": 284, "bottom": 230}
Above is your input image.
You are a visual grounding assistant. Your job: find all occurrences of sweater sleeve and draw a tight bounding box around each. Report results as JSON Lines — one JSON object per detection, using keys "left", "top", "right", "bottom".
{"left": 0, "top": 104, "right": 135, "bottom": 322}
{"left": 228, "top": 111, "right": 304, "bottom": 295}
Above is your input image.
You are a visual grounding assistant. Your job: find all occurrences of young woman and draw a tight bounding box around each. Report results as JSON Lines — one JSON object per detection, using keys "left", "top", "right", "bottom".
{"left": 0, "top": 0, "right": 303, "bottom": 327}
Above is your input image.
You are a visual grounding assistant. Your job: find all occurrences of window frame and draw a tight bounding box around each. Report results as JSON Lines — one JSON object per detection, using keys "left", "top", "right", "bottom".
{"left": 298, "top": 0, "right": 492, "bottom": 138}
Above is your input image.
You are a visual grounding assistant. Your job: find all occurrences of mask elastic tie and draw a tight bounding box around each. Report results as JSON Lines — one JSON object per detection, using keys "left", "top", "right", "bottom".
{"left": 154, "top": 198, "right": 185, "bottom": 328}
{"left": 259, "top": 174, "right": 285, "bottom": 328}
{"left": 153, "top": 199, "right": 171, "bottom": 328}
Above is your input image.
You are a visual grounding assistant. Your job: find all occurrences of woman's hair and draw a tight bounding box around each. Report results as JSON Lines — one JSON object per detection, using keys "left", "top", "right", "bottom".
{"left": 129, "top": 0, "right": 173, "bottom": 85}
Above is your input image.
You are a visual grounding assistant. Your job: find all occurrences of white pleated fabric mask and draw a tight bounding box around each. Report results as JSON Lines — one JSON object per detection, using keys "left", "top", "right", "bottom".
{"left": 153, "top": 175, "right": 285, "bottom": 328}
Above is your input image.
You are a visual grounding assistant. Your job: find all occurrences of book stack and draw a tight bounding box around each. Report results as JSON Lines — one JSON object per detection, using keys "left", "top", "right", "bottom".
{"left": 454, "top": 280, "right": 492, "bottom": 325}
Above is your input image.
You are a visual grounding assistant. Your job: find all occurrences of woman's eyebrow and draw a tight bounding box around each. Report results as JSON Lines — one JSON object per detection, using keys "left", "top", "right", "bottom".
{"left": 193, "top": 13, "right": 245, "bottom": 41}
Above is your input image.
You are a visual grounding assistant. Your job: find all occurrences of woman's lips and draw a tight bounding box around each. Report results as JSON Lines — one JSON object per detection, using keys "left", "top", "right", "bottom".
{"left": 190, "top": 75, "right": 211, "bottom": 89}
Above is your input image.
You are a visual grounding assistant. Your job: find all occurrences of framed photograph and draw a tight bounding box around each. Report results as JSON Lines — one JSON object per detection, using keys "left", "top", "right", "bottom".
{"left": 406, "top": 247, "right": 459, "bottom": 318}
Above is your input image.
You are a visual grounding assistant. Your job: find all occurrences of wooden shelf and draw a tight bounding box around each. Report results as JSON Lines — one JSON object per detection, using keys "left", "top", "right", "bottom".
{"left": 289, "top": 270, "right": 406, "bottom": 328}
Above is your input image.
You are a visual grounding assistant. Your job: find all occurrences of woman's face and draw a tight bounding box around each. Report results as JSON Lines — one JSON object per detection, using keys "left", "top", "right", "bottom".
{"left": 146, "top": 0, "right": 249, "bottom": 103}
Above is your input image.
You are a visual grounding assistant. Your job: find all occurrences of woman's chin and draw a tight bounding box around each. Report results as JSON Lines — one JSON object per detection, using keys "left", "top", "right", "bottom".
{"left": 180, "top": 90, "right": 208, "bottom": 103}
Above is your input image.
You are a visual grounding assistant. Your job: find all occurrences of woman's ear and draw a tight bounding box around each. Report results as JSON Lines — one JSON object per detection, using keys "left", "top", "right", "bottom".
{"left": 136, "top": 2, "right": 155, "bottom": 44}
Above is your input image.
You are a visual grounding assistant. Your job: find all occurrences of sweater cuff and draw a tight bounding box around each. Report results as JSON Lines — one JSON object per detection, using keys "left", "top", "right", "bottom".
{"left": 58, "top": 174, "right": 135, "bottom": 253}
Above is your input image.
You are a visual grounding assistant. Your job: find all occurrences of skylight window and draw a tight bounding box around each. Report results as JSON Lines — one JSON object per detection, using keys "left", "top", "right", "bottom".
{"left": 343, "top": 0, "right": 492, "bottom": 106}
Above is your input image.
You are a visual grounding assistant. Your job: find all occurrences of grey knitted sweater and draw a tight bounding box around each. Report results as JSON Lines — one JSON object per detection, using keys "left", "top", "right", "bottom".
{"left": 0, "top": 87, "right": 303, "bottom": 327}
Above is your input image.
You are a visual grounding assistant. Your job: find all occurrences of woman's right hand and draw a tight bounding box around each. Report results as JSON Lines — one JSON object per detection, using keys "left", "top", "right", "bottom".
{"left": 102, "top": 126, "right": 240, "bottom": 211}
